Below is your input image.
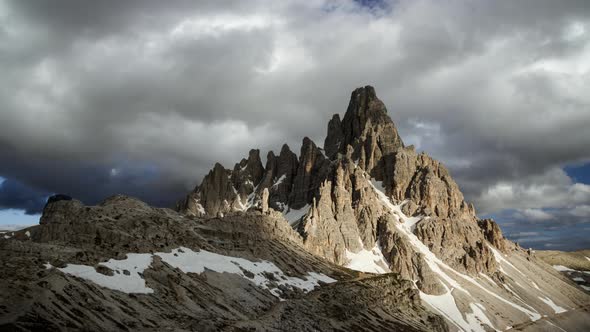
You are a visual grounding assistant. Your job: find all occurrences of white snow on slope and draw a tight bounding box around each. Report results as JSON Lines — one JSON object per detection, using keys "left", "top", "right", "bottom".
{"left": 489, "top": 246, "right": 525, "bottom": 277}
{"left": 58, "top": 247, "right": 336, "bottom": 297}
{"left": 553, "top": 265, "right": 575, "bottom": 272}
{"left": 420, "top": 286, "right": 472, "bottom": 331}
{"left": 368, "top": 180, "right": 543, "bottom": 327}
{"left": 586, "top": 256, "right": 590, "bottom": 262}
{"left": 582, "top": 285, "right": 590, "bottom": 291}
{"left": 345, "top": 240, "right": 390, "bottom": 274}
{"left": 59, "top": 253, "right": 154, "bottom": 294}
{"left": 283, "top": 205, "right": 310, "bottom": 225}
{"left": 572, "top": 277, "right": 585, "bottom": 282}
{"left": 370, "top": 178, "right": 386, "bottom": 194}
{"left": 369, "top": 180, "right": 466, "bottom": 292}
{"left": 466, "top": 303, "right": 497, "bottom": 332}
{"left": 272, "top": 174, "right": 286, "bottom": 188}
{"left": 189, "top": 198, "right": 206, "bottom": 215}
{"left": 538, "top": 296, "right": 567, "bottom": 314}
{"left": 420, "top": 284, "right": 496, "bottom": 332}
{"left": 156, "top": 247, "right": 336, "bottom": 297}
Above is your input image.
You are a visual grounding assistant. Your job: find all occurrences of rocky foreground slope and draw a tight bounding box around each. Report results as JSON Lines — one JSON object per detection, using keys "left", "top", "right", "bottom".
{"left": 1, "top": 86, "right": 589, "bottom": 331}
{"left": 1, "top": 196, "right": 446, "bottom": 331}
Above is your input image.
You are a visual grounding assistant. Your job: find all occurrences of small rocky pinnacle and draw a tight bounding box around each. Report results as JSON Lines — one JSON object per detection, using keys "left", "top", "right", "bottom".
{"left": 261, "top": 188, "right": 270, "bottom": 214}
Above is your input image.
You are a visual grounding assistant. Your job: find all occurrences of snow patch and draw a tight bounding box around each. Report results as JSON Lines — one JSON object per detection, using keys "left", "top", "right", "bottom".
{"left": 25, "top": 231, "right": 30, "bottom": 238}
{"left": 466, "top": 303, "right": 497, "bottom": 332}
{"left": 581, "top": 285, "right": 590, "bottom": 291}
{"left": 157, "top": 247, "right": 336, "bottom": 297}
{"left": 59, "top": 253, "right": 154, "bottom": 294}
{"left": 369, "top": 181, "right": 467, "bottom": 292}
{"left": 553, "top": 265, "right": 575, "bottom": 272}
{"left": 538, "top": 296, "right": 567, "bottom": 314}
{"left": 58, "top": 248, "right": 336, "bottom": 297}
{"left": 283, "top": 205, "right": 310, "bottom": 225}
{"left": 572, "top": 277, "right": 584, "bottom": 282}
{"left": 345, "top": 240, "right": 390, "bottom": 274}
{"left": 421, "top": 285, "right": 495, "bottom": 332}
{"left": 489, "top": 246, "right": 525, "bottom": 277}
{"left": 370, "top": 178, "right": 386, "bottom": 194}
{"left": 272, "top": 174, "right": 286, "bottom": 188}
{"left": 368, "top": 180, "right": 542, "bottom": 323}
{"left": 192, "top": 198, "right": 206, "bottom": 215}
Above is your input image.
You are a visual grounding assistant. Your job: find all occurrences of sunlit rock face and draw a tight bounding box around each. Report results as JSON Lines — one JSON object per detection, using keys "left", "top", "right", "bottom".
{"left": 177, "top": 86, "right": 488, "bottom": 279}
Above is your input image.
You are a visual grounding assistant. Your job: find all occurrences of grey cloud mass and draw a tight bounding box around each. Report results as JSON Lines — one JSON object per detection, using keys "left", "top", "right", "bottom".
{"left": 0, "top": 0, "right": 589, "bottom": 248}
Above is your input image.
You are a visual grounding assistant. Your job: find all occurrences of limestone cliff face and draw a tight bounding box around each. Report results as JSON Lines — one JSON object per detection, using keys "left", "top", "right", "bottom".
{"left": 176, "top": 86, "right": 508, "bottom": 289}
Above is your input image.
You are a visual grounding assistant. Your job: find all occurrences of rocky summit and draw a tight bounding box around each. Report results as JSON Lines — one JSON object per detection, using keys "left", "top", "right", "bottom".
{"left": 2, "top": 86, "right": 590, "bottom": 332}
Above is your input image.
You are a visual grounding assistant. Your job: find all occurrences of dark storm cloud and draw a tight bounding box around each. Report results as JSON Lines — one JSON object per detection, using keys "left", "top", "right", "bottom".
{"left": 0, "top": 178, "right": 48, "bottom": 214}
{"left": 0, "top": 0, "right": 589, "bottom": 243}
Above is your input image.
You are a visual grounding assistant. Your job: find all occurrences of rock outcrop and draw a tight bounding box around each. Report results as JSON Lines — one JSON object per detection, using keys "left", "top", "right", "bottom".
{"left": 176, "top": 86, "right": 506, "bottom": 284}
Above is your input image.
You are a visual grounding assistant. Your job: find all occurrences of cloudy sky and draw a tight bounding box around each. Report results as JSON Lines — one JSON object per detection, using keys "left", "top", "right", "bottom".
{"left": 1, "top": 0, "right": 589, "bottom": 250}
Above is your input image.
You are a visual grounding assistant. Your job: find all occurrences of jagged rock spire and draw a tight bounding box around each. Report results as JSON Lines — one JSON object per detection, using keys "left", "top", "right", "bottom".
{"left": 289, "top": 137, "right": 330, "bottom": 209}
{"left": 323, "top": 86, "right": 404, "bottom": 179}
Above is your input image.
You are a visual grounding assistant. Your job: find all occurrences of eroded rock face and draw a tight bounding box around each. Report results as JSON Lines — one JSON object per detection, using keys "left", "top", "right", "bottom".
{"left": 176, "top": 85, "right": 509, "bottom": 288}
{"left": 339, "top": 86, "right": 405, "bottom": 174}
{"left": 414, "top": 218, "right": 498, "bottom": 275}
{"left": 289, "top": 137, "right": 331, "bottom": 209}
{"left": 385, "top": 147, "right": 476, "bottom": 220}
{"left": 477, "top": 218, "right": 508, "bottom": 253}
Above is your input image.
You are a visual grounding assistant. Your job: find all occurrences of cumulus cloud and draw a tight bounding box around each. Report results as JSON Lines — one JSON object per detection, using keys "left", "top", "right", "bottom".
{"left": 0, "top": 0, "right": 589, "bottom": 249}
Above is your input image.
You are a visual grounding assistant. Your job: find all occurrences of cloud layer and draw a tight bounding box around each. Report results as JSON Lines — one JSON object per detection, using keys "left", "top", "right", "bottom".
{"left": 0, "top": 0, "right": 589, "bottom": 248}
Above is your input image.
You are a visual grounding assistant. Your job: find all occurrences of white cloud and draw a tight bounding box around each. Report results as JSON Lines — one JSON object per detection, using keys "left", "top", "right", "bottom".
{"left": 570, "top": 205, "right": 590, "bottom": 217}
{"left": 516, "top": 209, "right": 554, "bottom": 222}
{"left": 475, "top": 168, "right": 590, "bottom": 214}
{"left": 0, "top": 0, "right": 589, "bottom": 223}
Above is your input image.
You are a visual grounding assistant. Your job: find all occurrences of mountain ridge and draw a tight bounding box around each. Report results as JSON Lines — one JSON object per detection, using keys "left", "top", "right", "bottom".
{"left": 1, "top": 86, "right": 589, "bottom": 331}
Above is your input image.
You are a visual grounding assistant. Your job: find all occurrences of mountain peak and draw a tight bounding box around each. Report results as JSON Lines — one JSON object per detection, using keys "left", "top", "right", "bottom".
{"left": 324, "top": 86, "right": 404, "bottom": 177}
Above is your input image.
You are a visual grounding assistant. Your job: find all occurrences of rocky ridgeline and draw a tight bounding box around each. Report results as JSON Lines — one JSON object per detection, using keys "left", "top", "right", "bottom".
{"left": 176, "top": 86, "right": 508, "bottom": 287}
